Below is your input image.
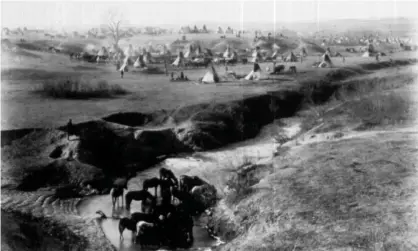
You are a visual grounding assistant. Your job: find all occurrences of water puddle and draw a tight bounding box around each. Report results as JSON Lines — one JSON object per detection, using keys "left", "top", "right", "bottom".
{"left": 78, "top": 167, "right": 218, "bottom": 251}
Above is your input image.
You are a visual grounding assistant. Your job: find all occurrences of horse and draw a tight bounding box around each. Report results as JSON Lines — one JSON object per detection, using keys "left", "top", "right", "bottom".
{"left": 159, "top": 168, "right": 178, "bottom": 188}
{"left": 172, "top": 188, "right": 204, "bottom": 216}
{"left": 131, "top": 212, "right": 159, "bottom": 224}
{"left": 143, "top": 177, "right": 161, "bottom": 197}
{"left": 136, "top": 221, "right": 163, "bottom": 248}
{"left": 159, "top": 178, "right": 178, "bottom": 205}
{"left": 113, "top": 178, "right": 128, "bottom": 190}
{"left": 289, "top": 66, "right": 297, "bottom": 74}
{"left": 110, "top": 187, "right": 125, "bottom": 208}
{"left": 179, "top": 175, "right": 207, "bottom": 193}
{"left": 163, "top": 206, "right": 195, "bottom": 248}
{"left": 125, "top": 190, "right": 156, "bottom": 211}
{"left": 271, "top": 63, "right": 285, "bottom": 75}
{"left": 119, "top": 217, "right": 138, "bottom": 242}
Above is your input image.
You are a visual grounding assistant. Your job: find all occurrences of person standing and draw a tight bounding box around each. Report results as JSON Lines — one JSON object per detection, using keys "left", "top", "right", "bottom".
{"left": 120, "top": 68, "right": 124, "bottom": 79}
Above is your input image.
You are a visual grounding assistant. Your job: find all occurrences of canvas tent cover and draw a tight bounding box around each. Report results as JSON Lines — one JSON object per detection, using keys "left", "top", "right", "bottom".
{"left": 201, "top": 65, "right": 220, "bottom": 83}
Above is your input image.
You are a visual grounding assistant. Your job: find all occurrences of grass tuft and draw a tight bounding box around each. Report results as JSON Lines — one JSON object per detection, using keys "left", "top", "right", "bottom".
{"left": 37, "top": 77, "right": 129, "bottom": 99}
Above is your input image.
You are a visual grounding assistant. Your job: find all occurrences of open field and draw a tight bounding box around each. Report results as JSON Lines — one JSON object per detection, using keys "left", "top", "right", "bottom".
{"left": 1, "top": 37, "right": 415, "bottom": 130}
{"left": 2, "top": 22, "right": 418, "bottom": 251}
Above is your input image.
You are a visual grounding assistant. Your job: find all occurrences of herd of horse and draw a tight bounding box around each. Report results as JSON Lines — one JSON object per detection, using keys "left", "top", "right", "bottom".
{"left": 97, "top": 167, "right": 213, "bottom": 249}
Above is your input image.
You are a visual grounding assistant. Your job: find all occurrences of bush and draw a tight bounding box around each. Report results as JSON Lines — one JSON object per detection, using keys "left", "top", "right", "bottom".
{"left": 37, "top": 77, "right": 128, "bottom": 99}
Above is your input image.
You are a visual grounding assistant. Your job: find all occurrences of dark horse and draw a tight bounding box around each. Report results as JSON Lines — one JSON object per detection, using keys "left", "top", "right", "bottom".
{"left": 159, "top": 168, "right": 179, "bottom": 188}
{"left": 143, "top": 177, "right": 161, "bottom": 197}
{"left": 179, "top": 175, "right": 207, "bottom": 193}
{"left": 125, "top": 190, "right": 156, "bottom": 211}
{"left": 160, "top": 178, "right": 178, "bottom": 205}
{"left": 119, "top": 217, "right": 138, "bottom": 242}
{"left": 110, "top": 187, "right": 125, "bottom": 208}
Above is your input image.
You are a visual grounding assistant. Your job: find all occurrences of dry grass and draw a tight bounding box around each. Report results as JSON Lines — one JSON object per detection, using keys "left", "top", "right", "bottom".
{"left": 350, "top": 92, "right": 412, "bottom": 129}
{"left": 37, "top": 77, "right": 129, "bottom": 99}
{"left": 217, "top": 132, "right": 418, "bottom": 251}
{"left": 298, "top": 66, "right": 417, "bottom": 133}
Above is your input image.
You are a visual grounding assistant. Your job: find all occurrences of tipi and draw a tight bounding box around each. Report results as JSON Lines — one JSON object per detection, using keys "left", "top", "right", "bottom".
{"left": 160, "top": 44, "right": 171, "bottom": 56}
{"left": 245, "top": 61, "right": 262, "bottom": 80}
{"left": 97, "top": 47, "right": 108, "bottom": 63}
{"left": 300, "top": 47, "right": 308, "bottom": 57}
{"left": 225, "top": 51, "right": 238, "bottom": 63}
{"left": 134, "top": 55, "right": 146, "bottom": 68}
{"left": 204, "top": 48, "right": 213, "bottom": 57}
{"left": 201, "top": 65, "right": 220, "bottom": 83}
{"left": 325, "top": 47, "right": 332, "bottom": 57}
{"left": 223, "top": 45, "right": 232, "bottom": 58}
{"left": 284, "top": 51, "right": 298, "bottom": 62}
{"left": 272, "top": 43, "right": 280, "bottom": 51}
{"left": 195, "top": 45, "right": 203, "bottom": 57}
{"left": 142, "top": 48, "right": 154, "bottom": 64}
{"left": 183, "top": 44, "right": 193, "bottom": 59}
{"left": 362, "top": 51, "right": 372, "bottom": 57}
{"left": 318, "top": 53, "right": 333, "bottom": 68}
{"left": 202, "top": 25, "right": 208, "bottom": 33}
{"left": 250, "top": 48, "right": 262, "bottom": 63}
{"left": 172, "top": 51, "right": 185, "bottom": 67}
{"left": 124, "top": 44, "right": 135, "bottom": 58}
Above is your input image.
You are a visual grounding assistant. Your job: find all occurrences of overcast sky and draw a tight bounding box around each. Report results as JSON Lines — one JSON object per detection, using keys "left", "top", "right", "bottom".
{"left": 2, "top": 0, "right": 418, "bottom": 29}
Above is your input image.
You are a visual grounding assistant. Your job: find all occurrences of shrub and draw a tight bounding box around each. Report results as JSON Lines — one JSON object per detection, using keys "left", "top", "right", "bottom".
{"left": 37, "top": 77, "right": 128, "bottom": 99}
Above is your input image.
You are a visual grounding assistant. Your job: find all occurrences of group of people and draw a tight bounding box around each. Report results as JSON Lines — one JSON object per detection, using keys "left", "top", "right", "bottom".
{"left": 105, "top": 168, "right": 210, "bottom": 249}
{"left": 170, "top": 71, "right": 189, "bottom": 81}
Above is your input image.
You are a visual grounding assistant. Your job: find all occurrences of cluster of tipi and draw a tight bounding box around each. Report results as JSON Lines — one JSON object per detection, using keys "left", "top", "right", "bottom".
{"left": 94, "top": 43, "right": 174, "bottom": 71}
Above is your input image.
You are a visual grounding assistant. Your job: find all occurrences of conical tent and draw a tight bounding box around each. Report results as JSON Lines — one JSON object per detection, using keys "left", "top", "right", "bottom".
{"left": 183, "top": 44, "right": 193, "bottom": 59}
{"left": 272, "top": 43, "right": 280, "bottom": 51}
{"left": 124, "top": 44, "right": 135, "bottom": 58}
{"left": 300, "top": 47, "right": 308, "bottom": 57}
{"left": 147, "top": 42, "right": 156, "bottom": 53}
{"left": 362, "top": 51, "right": 371, "bottom": 57}
{"left": 134, "top": 55, "right": 146, "bottom": 68}
{"left": 367, "top": 43, "right": 375, "bottom": 53}
{"left": 271, "top": 50, "right": 280, "bottom": 59}
{"left": 223, "top": 45, "right": 232, "bottom": 58}
{"left": 195, "top": 45, "right": 203, "bottom": 57}
{"left": 325, "top": 47, "right": 332, "bottom": 57}
{"left": 97, "top": 47, "right": 108, "bottom": 57}
{"left": 204, "top": 48, "right": 213, "bottom": 57}
{"left": 201, "top": 65, "right": 220, "bottom": 83}
{"left": 225, "top": 27, "right": 233, "bottom": 34}
{"left": 143, "top": 51, "right": 154, "bottom": 64}
{"left": 250, "top": 49, "right": 262, "bottom": 63}
{"left": 158, "top": 44, "right": 170, "bottom": 56}
{"left": 285, "top": 52, "right": 297, "bottom": 62}
{"left": 172, "top": 51, "right": 184, "bottom": 66}
{"left": 202, "top": 25, "right": 208, "bottom": 33}
{"left": 318, "top": 53, "right": 333, "bottom": 68}
{"left": 226, "top": 51, "right": 238, "bottom": 61}
{"left": 245, "top": 62, "right": 261, "bottom": 80}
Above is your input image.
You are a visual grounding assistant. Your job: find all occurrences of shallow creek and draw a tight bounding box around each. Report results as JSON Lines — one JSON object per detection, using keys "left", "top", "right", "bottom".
{"left": 77, "top": 122, "right": 300, "bottom": 250}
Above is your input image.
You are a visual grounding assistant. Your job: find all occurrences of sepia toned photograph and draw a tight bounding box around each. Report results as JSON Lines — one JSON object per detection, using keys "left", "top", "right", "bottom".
{"left": 1, "top": 0, "right": 417, "bottom": 250}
